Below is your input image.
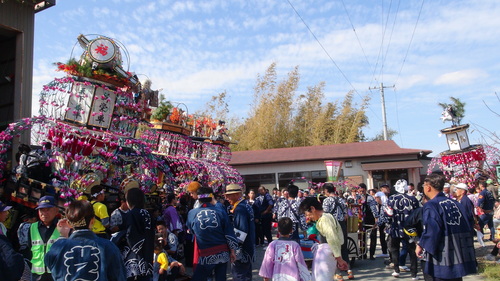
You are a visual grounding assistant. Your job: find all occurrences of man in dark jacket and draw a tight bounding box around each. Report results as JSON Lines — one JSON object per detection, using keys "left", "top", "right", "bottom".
{"left": 416, "top": 174, "right": 477, "bottom": 280}
{"left": 385, "top": 179, "right": 419, "bottom": 279}
{"left": 0, "top": 233, "right": 24, "bottom": 281}
{"left": 123, "top": 187, "right": 155, "bottom": 281}
{"left": 224, "top": 183, "right": 255, "bottom": 281}
{"left": 454, "top": 183, "right": 475, "bottom": 235}
{"left": 478, "top": 181, "right": 496, "bottom": 240}
{"left": 254, "top": 186, "right": 274, "bottom": 244}
{"left": 187, "top": 187, "right": 238, "bottom": 281}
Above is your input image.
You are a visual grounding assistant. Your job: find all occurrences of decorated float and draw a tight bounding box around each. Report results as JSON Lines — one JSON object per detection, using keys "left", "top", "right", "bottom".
{"left": 428, "top": 101, "right": 500, "bottom": 186}
{"left": 0, "top": 34, "right": 242, "bottom": 209}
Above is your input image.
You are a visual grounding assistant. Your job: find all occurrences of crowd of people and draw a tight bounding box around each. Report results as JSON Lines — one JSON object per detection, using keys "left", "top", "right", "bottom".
{"left": 0, "top": 173, "right": 498, "bottom": 281}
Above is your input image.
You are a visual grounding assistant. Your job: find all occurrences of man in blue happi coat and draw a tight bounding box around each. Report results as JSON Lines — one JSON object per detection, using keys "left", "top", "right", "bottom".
{"left": 416, "top": 174, "right": 477, "bottom": 281}
{"left": 478, "top": 181, "right": 496, "bottom": 241}
{"left": 187, "top": 187, "right": 239, "bottom": 281}
{"left": 384, "top": 179, "right": 420, "bottom": 278}
{"left": 224, "top": 183, "right": 255, "bottom": 281}
{"left": 255, "top": 186, "right": 274, "bottom": 245}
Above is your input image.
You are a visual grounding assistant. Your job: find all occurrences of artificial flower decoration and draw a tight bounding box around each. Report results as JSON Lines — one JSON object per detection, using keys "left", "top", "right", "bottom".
{"left": 0, "top": 34, "right": 242, "bottom": 205}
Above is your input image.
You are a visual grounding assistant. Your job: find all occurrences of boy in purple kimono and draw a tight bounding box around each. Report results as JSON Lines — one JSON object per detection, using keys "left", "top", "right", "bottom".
{"left": 187, "top": 187, "right": 239, "bottom": 281}
{"left": 259, "top": 217, "right": 311, "bottom": 281}
{"left": 416, "top": 174, "right": 477, "bottom": 281}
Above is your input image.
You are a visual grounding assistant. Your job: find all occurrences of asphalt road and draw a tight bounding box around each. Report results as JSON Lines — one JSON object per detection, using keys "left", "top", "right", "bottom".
{"left": 181, "top": 232, "right": 488, "bottom": 281}
{"left": 237, "top": 240, "right": 486, "bottom": 281}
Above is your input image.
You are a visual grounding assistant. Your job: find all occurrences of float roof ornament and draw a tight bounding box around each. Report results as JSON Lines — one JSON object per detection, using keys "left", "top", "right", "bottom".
{"left": 439, "top": 97, "right": 466, "bottom": 128}
{"left": 76, "top": 34, "right": 139, "bottom": 87}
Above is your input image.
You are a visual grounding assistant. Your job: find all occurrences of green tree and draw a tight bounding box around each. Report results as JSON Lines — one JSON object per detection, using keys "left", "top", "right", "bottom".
{"left": 231, "top": 63, "right": 299, "bottom": 150}
{"left": 197, "top": 91, "right": 230, "bottom": 123}
{"left": 438, "top": 97, "right": 466, "bottom": 125}
{"left": 230, "top": 63, "right": 370, "bottom": 151}
{"left": 292, "top": 82, "right": 325, "bottom": 147}
{"left": 329, "top": 91, "right": 370, "bottom": 143}
{"left": 370, "top": 128, "right": 398, "bottom": 141}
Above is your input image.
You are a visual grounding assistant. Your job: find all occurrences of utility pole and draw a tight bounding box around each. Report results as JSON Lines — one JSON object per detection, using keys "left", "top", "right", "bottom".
{"left": 369, "top": 83, "right": 394, "bottom": 140}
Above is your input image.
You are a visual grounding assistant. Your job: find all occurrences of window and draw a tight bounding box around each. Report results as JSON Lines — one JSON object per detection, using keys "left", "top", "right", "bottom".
{"left": 278, "top": 171, "right": 311, "bottom": 188}
{"left": 311, "top": 170, "right": 327, "bottom": 183}
{"left": 242, "top": 173, "right": 275, "bottom": 190}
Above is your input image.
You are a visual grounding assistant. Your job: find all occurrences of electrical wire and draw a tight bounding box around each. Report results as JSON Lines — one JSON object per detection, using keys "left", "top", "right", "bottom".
{"left": 393, "top": 87, "right": 403, "bottom": 146}
{"left": 340, "top": 0, "right": 373, "bottom": 76}
{"left": 284, "top": 0, "right": 357, "bottom": 94}
{"left": 394, "top": 0, "right": 425, "bottom": 86}
{"left": 285, "top": 0, "right": 381, "bottom": 120}
{"left": 379, "top": 0, "right": 401, "bottom": 82}
{"left": 391, "top": 0, "right": 425, "bottom": 146}
{"left": 370, "top": 0, "right": 394, "bottom": 88}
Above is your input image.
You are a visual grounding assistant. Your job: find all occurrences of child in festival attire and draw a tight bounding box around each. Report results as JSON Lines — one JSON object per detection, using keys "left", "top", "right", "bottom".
{"left": 156, "top": 220, "right": 180, "bottom": 259}
{"left": 153, "top": 237, "right": 169, "bottom": 281}
{"left": 299, "top": 197, "right": 349, "bottom": 281}
{"left": 153, "top": 234, "right": 185, "bottom": 281}
{"left": 259, "top": 217, "right": 311, "bottom": 281}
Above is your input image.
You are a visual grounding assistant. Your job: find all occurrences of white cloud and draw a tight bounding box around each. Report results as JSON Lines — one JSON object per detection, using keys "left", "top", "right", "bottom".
{"left": 30, "top": 0, "right": 500, "bottom": 152}
{"left": 434, "top": 69, "right": 488, "bottom": 86}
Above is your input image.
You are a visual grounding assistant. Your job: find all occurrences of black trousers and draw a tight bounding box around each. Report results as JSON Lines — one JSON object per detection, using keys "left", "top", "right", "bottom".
{"left": 420, "top": 260, "right": 434, "bottom": 281}
{"left": 255, "top": 221, "right": 263, "bottom": 245}
{"left": 339, "top": 220, "right": 349, "bottom": 262}
{"left": 261, "top": 215, "right": 273, "bottom": 243}
{"left": 31, "top": 273, "right": 53, "bottom": 281}
{"left": 387, "top": 236, "right": 417, "bottom": 276}
{"left": 378, "top": 224, "right": 388, "bottom": 254}
{"left": 369, "top": 226, "right": 378, "bottom": 258}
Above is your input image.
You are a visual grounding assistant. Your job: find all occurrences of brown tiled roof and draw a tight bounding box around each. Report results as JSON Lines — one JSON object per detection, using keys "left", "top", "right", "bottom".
{"left": 229, "top": 140, "right": 432, "bottom": 165}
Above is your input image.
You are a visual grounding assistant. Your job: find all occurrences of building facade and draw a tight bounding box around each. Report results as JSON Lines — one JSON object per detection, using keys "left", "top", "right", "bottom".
{"left": 0, "top": 0, "right": 55, "bottom": 144}
{"left": 229, "top": 140, "right": 432, "bottom": 191}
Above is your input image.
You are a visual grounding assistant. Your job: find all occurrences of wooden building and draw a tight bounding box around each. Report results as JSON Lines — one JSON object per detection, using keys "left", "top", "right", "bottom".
{"left": 229, "top": 140, "right": 432, "bottom": 191}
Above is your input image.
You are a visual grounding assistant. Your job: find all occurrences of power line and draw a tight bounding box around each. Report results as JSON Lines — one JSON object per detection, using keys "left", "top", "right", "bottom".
{"left": 340, "top": 0, "right": 373, "bottom": 75}
{"left": 394, "top": 0, "right": 425, "bottom": 85}
{"left": 285, "top": 0, "right": 381, "bottom": 120}
{"left": 393, "top": 87, "right": 404, "bottom": 146}
{"left": 369, "top": 1, "right": 389, "bottom": 87}
{"left": 379, "top": 0, "right": 401, "bottom": 82}
{"left": 391, "top": 0, "right": 425, "bottom": 147}
{"left": 285, "top": 1, "right": 358, "bottom": 95}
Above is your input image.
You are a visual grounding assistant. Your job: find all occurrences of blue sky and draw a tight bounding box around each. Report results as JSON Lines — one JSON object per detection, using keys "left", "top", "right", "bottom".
{"left": 32, "top": 0, "right": 500, "bottom": 156}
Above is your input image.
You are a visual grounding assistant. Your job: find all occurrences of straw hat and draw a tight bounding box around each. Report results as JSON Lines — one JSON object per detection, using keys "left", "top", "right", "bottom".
{"left": 224, "top": 183, "right": 243, "bottom": 195}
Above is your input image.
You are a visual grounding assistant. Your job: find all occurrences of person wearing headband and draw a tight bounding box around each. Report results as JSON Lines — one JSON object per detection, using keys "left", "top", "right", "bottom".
{"left": 187, "top": 187, "right": 239, "bottom": 281}
{"left": 90, "top": 185, "right": 110, "bottom": 238}
{"left": 45, "top": 200, "right": 125, "bottom": 281}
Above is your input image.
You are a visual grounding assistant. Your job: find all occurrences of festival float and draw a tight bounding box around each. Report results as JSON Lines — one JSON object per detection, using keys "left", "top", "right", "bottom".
{"left": 0, "top": 34, "right": 242, "bottom": 209}
{"left": 428, "top": 101, "right": 500, "bottom": 185}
